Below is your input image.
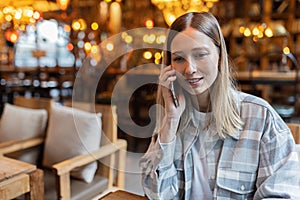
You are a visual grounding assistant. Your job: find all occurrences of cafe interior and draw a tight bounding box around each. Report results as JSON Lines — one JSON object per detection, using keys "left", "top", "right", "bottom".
{"left": 0, "top": 0, "right": 300, "bottom": 199}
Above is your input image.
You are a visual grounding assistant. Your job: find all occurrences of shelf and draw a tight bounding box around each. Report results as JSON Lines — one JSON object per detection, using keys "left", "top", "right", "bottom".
{"left": 224, "top": 0, "right": 299, "bottom": 70}
{"left": 271, "top": 13, "right": 289, "bottom": 20}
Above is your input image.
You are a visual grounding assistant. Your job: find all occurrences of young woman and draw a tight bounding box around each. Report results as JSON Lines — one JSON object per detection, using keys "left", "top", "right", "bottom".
{"left": 140, "top": 12, "right": 300, "bottom": 199}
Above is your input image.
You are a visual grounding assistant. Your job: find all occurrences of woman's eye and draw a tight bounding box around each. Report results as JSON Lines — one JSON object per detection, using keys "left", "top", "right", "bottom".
{"left": 193, "top": 52, "right": 208, "bottom": 59}
{"left": 173, "top": 56, "right": 185, "bottom": 62}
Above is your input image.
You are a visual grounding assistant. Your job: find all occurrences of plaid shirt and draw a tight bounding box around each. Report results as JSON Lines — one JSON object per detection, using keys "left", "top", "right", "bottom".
{"left": 140, "top": 92, "right": 300, "bottom": 199}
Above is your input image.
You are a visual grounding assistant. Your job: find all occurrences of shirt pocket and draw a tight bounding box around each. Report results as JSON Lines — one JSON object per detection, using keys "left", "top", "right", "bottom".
{"left": 216, "top": 168, "right": 256, "bottom": 199}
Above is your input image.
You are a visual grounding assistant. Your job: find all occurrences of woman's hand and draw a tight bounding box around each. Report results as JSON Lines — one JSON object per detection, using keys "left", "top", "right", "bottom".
{"left": 158, "top": 65, "right": 185, "bottom": 142}
{"left": 159, "top": 65, "right": 185, "bottom": 118}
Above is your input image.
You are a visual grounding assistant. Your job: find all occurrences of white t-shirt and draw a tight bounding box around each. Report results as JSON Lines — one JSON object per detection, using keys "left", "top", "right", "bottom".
{"left": 190, "top": 111, "right": 213, "bottom": 200}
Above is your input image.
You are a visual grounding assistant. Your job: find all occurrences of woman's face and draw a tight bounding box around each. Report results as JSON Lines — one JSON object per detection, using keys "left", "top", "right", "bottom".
{"left": 170, "top": 27, "right": 219, "bottom": 95}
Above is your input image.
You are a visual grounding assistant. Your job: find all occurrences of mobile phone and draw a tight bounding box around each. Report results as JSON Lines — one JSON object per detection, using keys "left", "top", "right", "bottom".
{"left": 170, "top": 81, "right": 179, "bottom": 107}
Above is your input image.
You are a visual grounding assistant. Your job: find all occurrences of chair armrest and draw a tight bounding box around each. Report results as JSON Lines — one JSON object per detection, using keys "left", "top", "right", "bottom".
{"left": 0, "top": 137, "right": 44, "bottom": 155}
{"left": 52, "top": 139, "right": 127, "bottom": 200}
{"left": 53, "top": 139, "right": 127, "bottom": 175}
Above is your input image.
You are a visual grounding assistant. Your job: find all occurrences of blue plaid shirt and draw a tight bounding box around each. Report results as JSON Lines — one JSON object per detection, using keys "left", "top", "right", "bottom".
{"left": 140, "top": 92, "right": 300, "bottom": 199}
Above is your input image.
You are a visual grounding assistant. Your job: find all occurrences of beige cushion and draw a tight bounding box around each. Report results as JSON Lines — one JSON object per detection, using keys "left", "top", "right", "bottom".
{"left": 42, "top": 103, "right": 102, "bottom": 183}
{"left": 0, "top": 103, "right": 48, "bottom": 142}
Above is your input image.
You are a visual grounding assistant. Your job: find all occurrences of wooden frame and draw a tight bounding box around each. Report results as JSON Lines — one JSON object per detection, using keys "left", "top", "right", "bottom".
{"left": 0, "top": 96, "right": 127, "bottom": 200}
{"left": 287, "top": 123, "right": 300, "bottom": 144}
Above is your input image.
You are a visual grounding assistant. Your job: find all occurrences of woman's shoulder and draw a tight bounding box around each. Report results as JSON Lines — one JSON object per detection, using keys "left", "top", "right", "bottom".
{"left": 233, "top": 90, "right": 281, "bottom": 119}
{"left": 235, "top": 90, "right": 288, "bottom": 127}
{"left": 234, "top": 90, "right": 272, "bottom": 109}
{"left": 234, "top": 91, "right": 289, "bottom": 137}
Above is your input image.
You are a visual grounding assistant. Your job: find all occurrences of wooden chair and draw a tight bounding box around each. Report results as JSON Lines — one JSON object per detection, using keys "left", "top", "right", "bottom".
{"left": 58, "top": 101, "right": 127, "bottom": 199}
{"left": 13, "top": 95, "right": 53, "bottom": 111}
{"left": 287, "top": 123, "right": 300, "bottom": 144}
{"left": 287, "top": 123, "right": 300, "bottom": 160}
{"left": 0, "top": 96, "right": 53, "bottom": 158}
{"left": 0, "top": 96, "right": 127, "bottom": 200}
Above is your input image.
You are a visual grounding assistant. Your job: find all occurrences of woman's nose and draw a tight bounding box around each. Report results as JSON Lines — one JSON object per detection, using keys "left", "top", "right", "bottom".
{"left": 185, "top": 59, "right": 197, "bottom": 74}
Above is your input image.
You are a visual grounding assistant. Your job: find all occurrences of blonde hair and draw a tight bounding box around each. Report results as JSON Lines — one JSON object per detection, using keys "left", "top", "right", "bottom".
{"left": 155, "top": 12, "right": 243, "bottom": 138}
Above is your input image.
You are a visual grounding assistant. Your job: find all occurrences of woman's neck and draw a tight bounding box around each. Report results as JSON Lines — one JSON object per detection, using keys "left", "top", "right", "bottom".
{"left": 191, "top": 90, "right": 211, "bottom": 112}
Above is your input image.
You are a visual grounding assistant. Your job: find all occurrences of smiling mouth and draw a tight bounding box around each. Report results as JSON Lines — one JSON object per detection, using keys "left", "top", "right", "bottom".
{"left": 187, "top": 77, "right": 203, "bottom": 84}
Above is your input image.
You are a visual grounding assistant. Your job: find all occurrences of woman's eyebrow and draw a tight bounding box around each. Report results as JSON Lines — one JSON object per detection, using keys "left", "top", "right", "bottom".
{"left": 171, "top": 47, "right": 210, "bottom": 55}
{"left": 171, "top": 51, "right": 184, "bottom": 56}
{"left": 191, "top": 47, "right": 210, "bottom": 52}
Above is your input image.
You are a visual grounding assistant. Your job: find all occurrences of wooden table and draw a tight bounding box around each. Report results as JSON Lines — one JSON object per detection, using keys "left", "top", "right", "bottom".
{"left": 0, "top": 156, "right": 44, "bottom": 200}
{"left": 100, "top": 190, "right": 148, "bottom": 200}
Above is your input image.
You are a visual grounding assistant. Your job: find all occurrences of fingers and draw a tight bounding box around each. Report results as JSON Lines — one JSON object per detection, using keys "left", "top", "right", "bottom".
{"left": 159, "top": 65, "right": 176, "bottom": 88}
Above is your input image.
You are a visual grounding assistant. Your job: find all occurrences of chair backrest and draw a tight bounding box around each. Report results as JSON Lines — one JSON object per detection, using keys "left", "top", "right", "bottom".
{"left": 63, "top": 101, "right": 118, "bottom": 145}
{"left": 7, "top": 96, "right": 54, "bottom": 164}
{"left": 63, "top": 101, "right": 119, "bottom": 188}
{"left": 13, "top": 96, "right": 54, "bottom": 115}
{"left": 287, "top": 123, "right": 300, "bottom": 144}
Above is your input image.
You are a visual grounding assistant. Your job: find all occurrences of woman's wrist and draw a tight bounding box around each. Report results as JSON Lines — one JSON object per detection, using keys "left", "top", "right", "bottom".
{"left": 159, "top": 116, "right": 180, "bottom": 143}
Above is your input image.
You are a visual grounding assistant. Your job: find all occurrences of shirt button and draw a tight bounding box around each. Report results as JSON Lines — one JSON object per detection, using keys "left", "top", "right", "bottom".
{"left": 240, "top": 185, "right": 245, "bottom": 191}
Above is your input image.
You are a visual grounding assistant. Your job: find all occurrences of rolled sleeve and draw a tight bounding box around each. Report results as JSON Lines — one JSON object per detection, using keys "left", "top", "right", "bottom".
{"left": 140, "top": 134, "right": 180, "bottom": 200}
{"left": 157, "top": 135, "right": 177, "bottom": 169}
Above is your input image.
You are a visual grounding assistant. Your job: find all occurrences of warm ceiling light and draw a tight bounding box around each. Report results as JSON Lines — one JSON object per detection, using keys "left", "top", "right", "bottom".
{"left": 164, "top": 11, "right": 176, "bottom": 26}
{"left": 143, "top": 51, "right": 152, "bottom": 59}
{"left": 283, "top": 47, "right": 290, "bottom": 54}
{"left": 151, "top": 0, "right": 219, "bottom": 26}
{"left": 72, "top": 20, "right": 81, "bottom": 31}
{"left": 91, "top": 22, "right": 99, "bottom": 30}
{"left": 64, "top": 24, "right": 71, "bottom": 32}
{"left": 252, "top": 27, "right": 260, "bottom": 36}
{"left": 124, "top": 35, "right": 133, "bottom": 43}
{"left": 145, "top": 19, "right": 154, "bottom": 28}
{"left": 154, "top": 52, "right": 162, "bottom": 59}
{"left": 264, "top": 27, "right": 273, "bottom": 38}
{"left": 84, "top": 42, "right": 92, "bottom": 52}
{"left": 106, "top": 42, "right": 114, "bottom": 51}
{"left": 56, "top": 0, "right": 70, "bottom": 11}
{"left": 243, "top": 28, "right": 251, "bottom": 37}
{"left": 5, "top": 29, "right": 19, "bottom": 43}
{"left": 33, "top": 11, "right": 41, "bottom": 20}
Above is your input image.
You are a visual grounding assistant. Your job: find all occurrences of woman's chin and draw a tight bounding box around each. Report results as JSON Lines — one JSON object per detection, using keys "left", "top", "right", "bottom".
{"left": 185, "top": 87, "right": 205, "bottom": 95}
